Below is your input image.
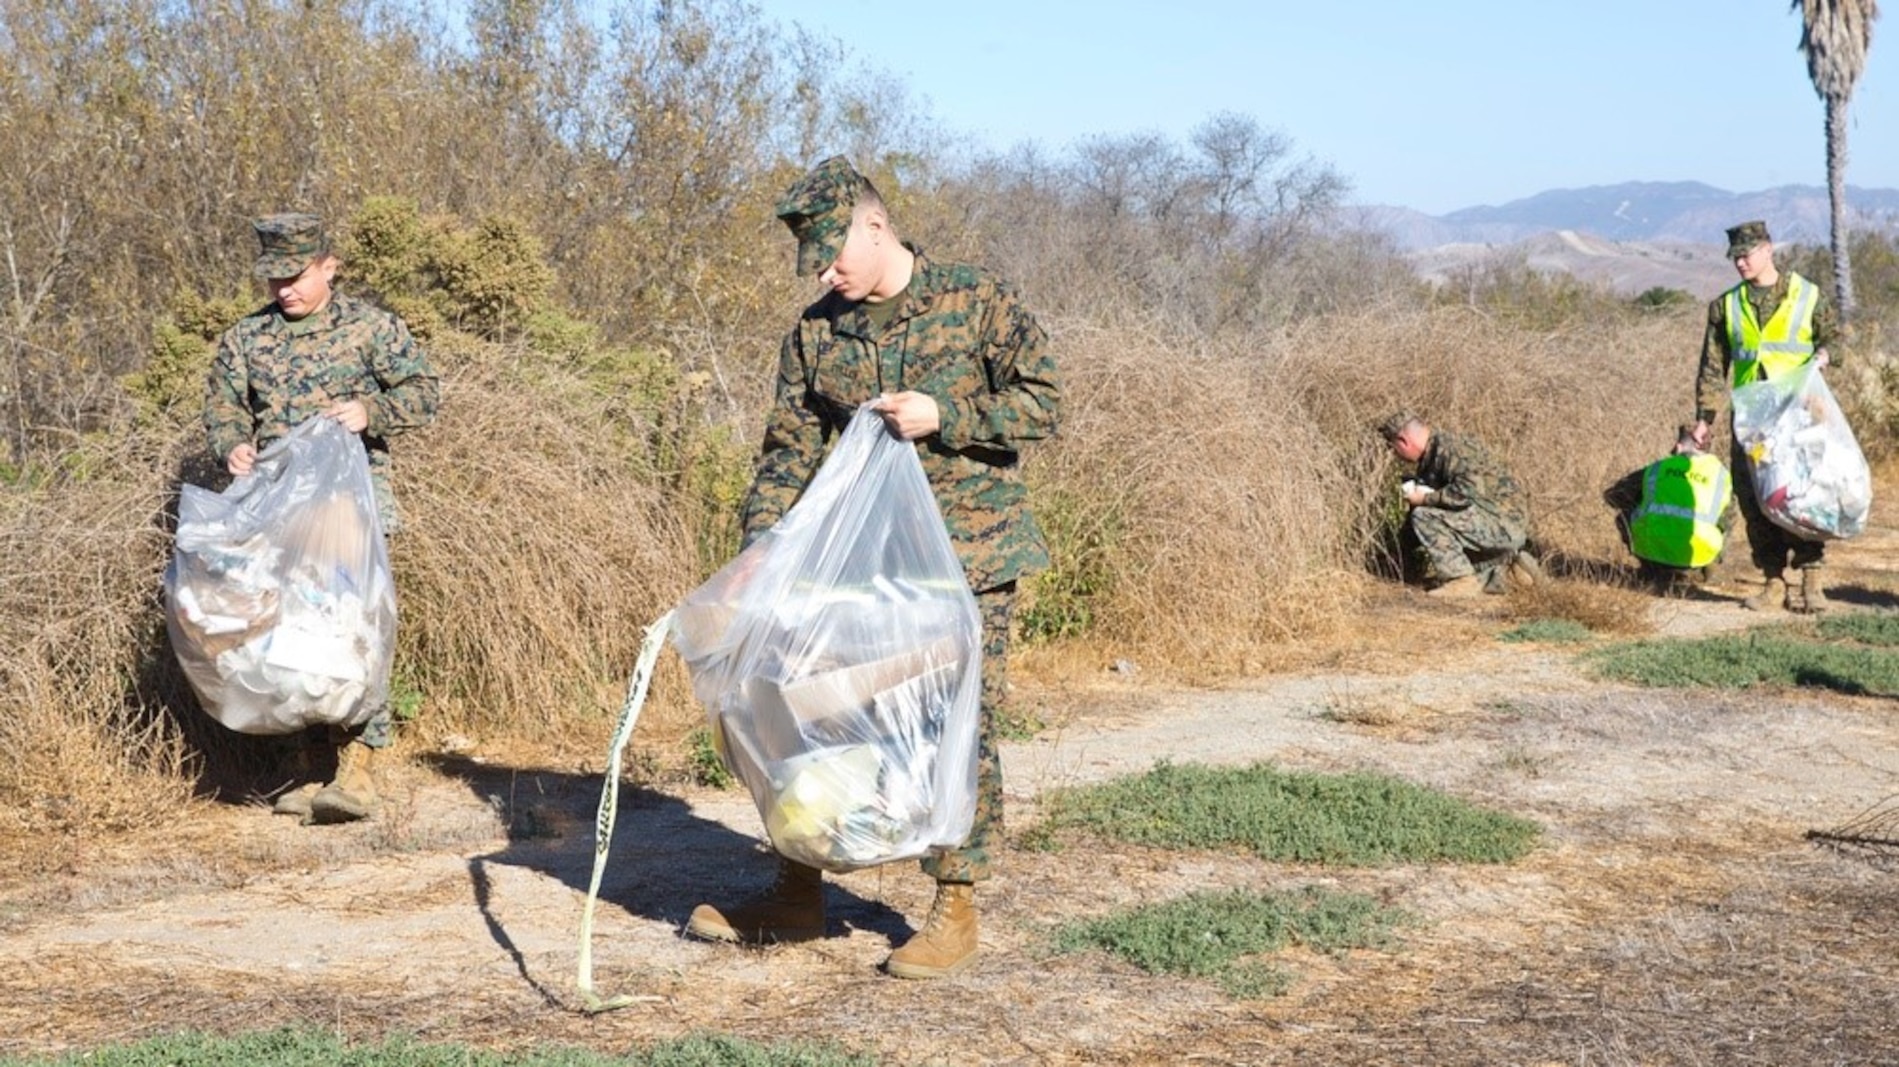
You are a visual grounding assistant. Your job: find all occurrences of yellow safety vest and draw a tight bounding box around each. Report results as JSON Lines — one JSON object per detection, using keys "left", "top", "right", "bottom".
{"left": 1725, "top": 272, "right": 1818, "bottom": 387}
{"left": 1629, "top": 452, "right": 1731, "bottom": 569}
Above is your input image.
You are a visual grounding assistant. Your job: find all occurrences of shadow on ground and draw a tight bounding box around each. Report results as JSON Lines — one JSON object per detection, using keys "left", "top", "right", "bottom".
{"left": 1824, "top": 582, "right": 1899, "bottom": 610}
{"left": 424, "top": 754, "right": 914, "bottom": 997}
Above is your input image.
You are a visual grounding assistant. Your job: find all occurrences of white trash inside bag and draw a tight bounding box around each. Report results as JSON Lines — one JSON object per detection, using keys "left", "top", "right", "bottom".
{"left": 1731, "top": 361, "right": 1873, "bottom": 541}
{"left": 576, "top": 404, "right": 982, "bottom": 1008}
{"left": 164, "top": 417, "right": 397, "bottom": 735}
{"left": 672, "top": 404, "right": 983, "bottom": 872}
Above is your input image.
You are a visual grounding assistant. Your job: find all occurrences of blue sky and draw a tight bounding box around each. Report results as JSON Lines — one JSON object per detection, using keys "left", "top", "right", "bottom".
{"left": 750, "top": 0, "right": 1896, "bottom": 216}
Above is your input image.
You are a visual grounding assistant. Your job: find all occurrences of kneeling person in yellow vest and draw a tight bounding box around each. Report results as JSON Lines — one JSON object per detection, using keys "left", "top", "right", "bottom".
{"left": 1603, "top": 426, "right": 1734, "bottom": 590}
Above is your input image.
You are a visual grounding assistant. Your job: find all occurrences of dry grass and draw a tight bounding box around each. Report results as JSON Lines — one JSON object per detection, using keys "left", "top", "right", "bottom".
{"left": 1499, "top": 576, "right": 1658, "bottom": 636}
{"left": 0, "top": 337, "right": 716, "bottom": 850}
{"left": 0, "top": 295, "right": 1875, "bottom": 855}
{"left": 1314, "top": 682, "right": 1421, "bottom": 729}
{"left": 387, "top": 340, "right": 704, "bottom": 752}
{"left": 1030, "top": 312, "right": 1367, "bottom": 664}
{"left": 1270, "top": 302, "right": 1697, "bottom": 565}
{"left": 0, "top": 431, "right": 198, "bottom": 848}
{"left": 1028, "top": 301, "right": 1694, "bottom": 672}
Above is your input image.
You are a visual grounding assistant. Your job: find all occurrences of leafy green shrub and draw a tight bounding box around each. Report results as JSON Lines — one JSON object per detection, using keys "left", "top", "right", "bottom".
{"left": 387, "top": 672, "right": 425, "bottom": 725}
{"left": 344, "top": 199, "right": 553, "bottom": 341}
{"left": 686, "top": 728, "right": 735, "bottom": 789}
{"left": 1431, "top": 258, "right": 1630, "bottom": 331}
{"left": 1019, "top": 484, "right": 1123, "bottom": 643}
{"left": 436, "top": 215, "right": 555, "bottom": 339}
{"left": 1631, "top": 286, "right": 1695, "bottom": 312}
{"left": 344, "top": 196, "right": 434, "bottom": 308}
{"left": 525, "top": 309, "right": 603, "bottom": 366}
{"left": 122, "top": 291, "right": 250, "bottom": 426}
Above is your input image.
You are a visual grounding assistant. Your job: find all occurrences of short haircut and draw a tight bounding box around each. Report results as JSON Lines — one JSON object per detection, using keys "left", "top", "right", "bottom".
{"left": 1377, "top": 411, "right": 1423, "bottom": 443}
{"left": 852, "top": 175, "right": 889, "bottom": 223}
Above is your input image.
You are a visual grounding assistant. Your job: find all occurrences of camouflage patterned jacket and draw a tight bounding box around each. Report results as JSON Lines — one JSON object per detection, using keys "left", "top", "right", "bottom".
{"left": 1412, "top": 428, "right": 1529, "bottom": 528}
{"left": 204, "top": 292, "right": 440, "bottom": 479}
{"left": 741, "top": 247, "right": 1061, "bottom": 593}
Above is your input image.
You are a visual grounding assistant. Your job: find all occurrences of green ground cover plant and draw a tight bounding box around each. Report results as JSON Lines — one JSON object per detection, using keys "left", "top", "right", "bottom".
{"left": 1585, "top": 618, "right": 1899, "bottom": 696}
{"left": 1498, "top": 618, "right": 1595, "bottom": 644}
{"left": 0, "top": 1029, "right": 874, "bottom": 1067}
{"left": 1049, "top": 885, "right": 1408, "bottom": 999}
{"left": 1019, "top": 760, "right": 1541, "bottom": 865}
{"left": 1816, "top": 611, "right": 1899, "bottom": 646}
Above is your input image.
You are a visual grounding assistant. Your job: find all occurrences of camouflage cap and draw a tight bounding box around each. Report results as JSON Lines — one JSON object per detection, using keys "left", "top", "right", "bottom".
{"left": 251, "top": 213, "right": 329, "bottom": 279}
{"left": 1725, "top": 219, "right": 1771, "bottom": 258}
{"left": 1377, "top": 410, "right": 1421, "bottom": 442}
{"left": 775, "top": 156, "right": 864, "bottom": 276}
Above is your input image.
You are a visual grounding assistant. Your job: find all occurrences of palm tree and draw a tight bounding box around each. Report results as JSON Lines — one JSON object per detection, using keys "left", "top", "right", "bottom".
{"left": 1792, "top": 0, "right": 1880, "bottom": 320}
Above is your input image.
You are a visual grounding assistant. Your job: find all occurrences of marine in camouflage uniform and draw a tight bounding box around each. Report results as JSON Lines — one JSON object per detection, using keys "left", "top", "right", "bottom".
{"left": 205, "top": 215, "right": 440, "bottom": 536}
{"left": 203, "top": 213, "right": 439, "bottom": 822}
{"left": 1689, "top": 220, "right": 1840, "bottom": 612}
{"left": 1379, "top": 411, "right": 1532, "bottom": 595}
{"left": 687, "top": 157, "right": 1059, "bottom": 980}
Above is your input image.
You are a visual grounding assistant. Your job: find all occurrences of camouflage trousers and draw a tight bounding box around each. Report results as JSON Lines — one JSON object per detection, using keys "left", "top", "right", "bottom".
{"left": 326, "top": 714, "right": 390, "bottom": 749}
{"left": 369, "top": 468, "right": 402, "bottom": 536}
{"left": 1410, "top": 506, "right": 1527, "bottom": 589}
{"left": 1731, "top": 438, "right": 1823, "bottom": 576}
{"left": 297, "top": 705, "right": 391, "bottom": 752}
{"left": 919, "top": 582, "right": 1015, "bottom": 886}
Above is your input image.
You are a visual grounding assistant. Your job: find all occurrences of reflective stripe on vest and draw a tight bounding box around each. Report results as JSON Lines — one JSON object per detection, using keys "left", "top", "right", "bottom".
{"left": 1630, "top": 453, "right": 1732, "bottom": 569}
{"left": 1726, "top": 272, "right": 1818, "bottom": 387}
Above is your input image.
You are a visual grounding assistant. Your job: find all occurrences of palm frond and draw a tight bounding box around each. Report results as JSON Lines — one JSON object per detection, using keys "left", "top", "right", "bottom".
{"left": 1793, "top": 0, "right": 1881, "bottom": 100}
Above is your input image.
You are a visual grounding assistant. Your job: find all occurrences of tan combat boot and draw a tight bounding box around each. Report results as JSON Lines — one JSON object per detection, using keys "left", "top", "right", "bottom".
{"left": 1797, "top": 566, "right": 1830, "bottom": 614}
{"left": 1508, "top": 549, "right": 1544, "bottom": 589}
{"left": 308, "top": 743, "right": 381, "bottom": 825}
{"left": 1426, "top": 575, "right": 1483, "bottom": 599}
{"left": 270, "top": 742, "right": 328, "bottom": 819}
{"left": 1741, "top": 575, "right": 1787, "bottom": 612}
{"left": 884, "top": 882, "right": 978, "bottom": 980}
{"left": 686, "top": 859, "right": 825, "bottom": 944}
{"left": 272, "top": 783, "right": 320, "bottom": 819}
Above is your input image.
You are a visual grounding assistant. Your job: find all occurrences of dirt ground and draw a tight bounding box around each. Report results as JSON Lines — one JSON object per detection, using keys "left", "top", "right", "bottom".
{"left": 3, "top": 546, "right": 1897, "bottom": 1065}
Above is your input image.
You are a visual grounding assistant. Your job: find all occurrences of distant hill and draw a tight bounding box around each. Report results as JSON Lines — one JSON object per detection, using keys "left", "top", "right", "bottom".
{"left": 1358, "top": 181, "right": 1899, "bottom": 250}
{"left": 1351, "top": 181, "right": 1899, "bottom": 300}
{"left": 1402, "top": 230, "right": 1739, "bottom": 301}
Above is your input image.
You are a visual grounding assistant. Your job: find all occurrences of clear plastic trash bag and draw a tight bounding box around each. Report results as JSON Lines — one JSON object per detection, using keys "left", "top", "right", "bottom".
{"left": 165, "top": 417, "right": 397, "bottom": 734}
{"left": 1732, "top": 361, "right": 1873, "bottom": 541}
{"left": 671, "top": 404, "right": 982, "bottom": 872}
